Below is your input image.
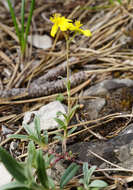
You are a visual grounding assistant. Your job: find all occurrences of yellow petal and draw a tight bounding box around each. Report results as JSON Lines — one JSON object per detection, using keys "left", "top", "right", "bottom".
{"left": 74, "top": 20, "right": 82, "bottom": 28}
{"left": 50, "top": 24, "right": 58, "bottom": 37}
{"left": 81, "top": 29, "right": 92, "bottom": 37}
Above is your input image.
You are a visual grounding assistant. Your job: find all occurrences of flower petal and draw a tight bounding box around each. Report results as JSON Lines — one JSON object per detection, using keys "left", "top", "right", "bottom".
{"left": 81, "top": 29, "right": 92, "bottom": 37}
{"left": 51, "top": 24, "right": 58, "bottom": 37}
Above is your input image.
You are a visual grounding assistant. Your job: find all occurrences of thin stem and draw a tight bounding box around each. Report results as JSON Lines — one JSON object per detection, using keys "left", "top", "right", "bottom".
{"left": 6, "top": 0, "right": 21, "bottom": 42}
{"left": 66, "top": 38, "right": 71, "bottom": 114}
{"left": 23, "top": 0, "right": 35, "bottom": 54}
{"left": 21, "top": 0, "right": 25, "bottom": 53}
{"left": 62, "top": 132, "right": 67, "bottom": 154}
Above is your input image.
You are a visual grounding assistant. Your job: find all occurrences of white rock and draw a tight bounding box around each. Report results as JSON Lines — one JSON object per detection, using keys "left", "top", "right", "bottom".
{"left": 0, "top": 163, "right": 12, "bottom": 186}
{"left": 23, "top": 101, "right": 67, "bottom": 131}
{"left": 28, "top": 34, "right": 52, "bottom": 49}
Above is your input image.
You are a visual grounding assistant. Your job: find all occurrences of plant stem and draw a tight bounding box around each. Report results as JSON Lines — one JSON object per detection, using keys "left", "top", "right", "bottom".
{"left": 66, "top": 38, "right": 71, "bottom": 114}
{"left": 23, "top": 0, "right": 35, "bottom": 55}
{"left": 6, "top": 0, "right": 21, "bottom": 42}
{"left": 62, "top": 130, "right": 67, "bottom": 154}
{"left": 21, "top": 0, "right": 25, "bottom": 54}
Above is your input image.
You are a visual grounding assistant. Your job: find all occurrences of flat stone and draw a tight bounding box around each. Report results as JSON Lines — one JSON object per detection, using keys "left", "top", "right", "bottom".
{"left": 81, "top": 98, "right": 106, "bottom": 120}
{"left": 84, "top": 79, "right": 133, "bottom": 96}
{"left": 0, "top": 163, "right": 12, "bottom": 186}
{"left": 23, "top": 101, "right": 67, "bottom": 131}
{"left": 68, "top": 123, "right": 133, "bottom": 169}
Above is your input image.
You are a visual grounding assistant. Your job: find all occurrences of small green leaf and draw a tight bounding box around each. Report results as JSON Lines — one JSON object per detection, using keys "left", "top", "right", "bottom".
{"left": 23, "top": 124, "right": 35, "bottom": 136}
{"left": 83, "top": 162, "right": 89, "bottom": 186}
{"left": 68, "top": 104, "right": 80, "bottom": 122}
{"left": 54, "top": 118, "right": 66, "bottom": 128}
{"left": 56, "top": 94, "right": 65, "bottom": 102}
{"left": 68, "top": 127, "right": 77, "bottom": 136}
{"left": 47, "top": 176, "right": 55, "bottom": 190}
{"left": 84, "top": 165, "right": 96, "bottom": 185}
{"left": 0, "top": 147, "right": 27, "bottom": 183}
{"left": 43, "top": 130, "right": 48, "bottom": 144}
{"left": 77, "top": 187, "right": 84, "bottom": 190}
{"left": 116, "top": 0, "right": 122, "bottom": 4}
{"left": 36, "top": 150, "right": 49, "bottom": 188}
{"left": 56, "top": 111, "right": 68, "bottom": 125}
{"left": 60, "top": 163, "right": 79, "bottom": 189}
{"left": 8, "top": 134, "right": 29, "bottom": 140}
{"left": 89, "top": 180, "right": 108, "bottom": 188}
{"left": 54, "top": 135, "right": 63, "bottom": 141}
{"left": 67, "top": 79, "right": 71, "bottom": 92}
{"left": 0, "top": 181, "right": 29, "bottom": 190}
{"left": 25, "top": 141, "right": 36, "bottom": 181}
{"left": 28, "top": 135, "right": 40, "bottom": 143}
{"left": 34, "top": 116, "right": 41, "bottom": 140}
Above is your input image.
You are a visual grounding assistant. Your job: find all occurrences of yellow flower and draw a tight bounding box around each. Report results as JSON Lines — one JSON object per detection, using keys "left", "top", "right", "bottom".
{"left": 50, "top": 14, "right": 92, "bottom": 37}
{"left": 50, "top": 14, "right": 72, "bottom": 37}
{"left": 81, "top": 29, "right": 92, "bottom": 37}
{"left": 69, "top": 20, "right": 83, "bottom": 31}
{"left": 70, "top": 20, "right": 92, "bottom": 37}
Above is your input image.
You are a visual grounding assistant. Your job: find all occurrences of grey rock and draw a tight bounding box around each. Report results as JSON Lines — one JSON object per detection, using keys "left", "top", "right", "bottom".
{"left": 23, "top": 101, "right": 67, "bottom": 131}
{"left": 84, "top": 79, "right": 133, "bottom": 96}
{"left": 68, "top": 123, "right": 133, "bottom": 169}
{"left": 0, "top": 163, "right": 12, "bottom": 186}
{"left": 82, "top": 98, "right": 106, "bottom": 120}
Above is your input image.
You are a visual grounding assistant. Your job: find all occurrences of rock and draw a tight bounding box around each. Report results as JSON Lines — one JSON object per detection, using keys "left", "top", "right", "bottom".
{"left": 0, "top": 163, "right": 12, "bottom": 186}
{"left": 28, "top": 34, "right": 52, "bottom": 49}
{"left": 81, "top": 98, "right": 106, "bottom": 120}
{"left": 23, "top": 101, "right": 67, "bottom": 131}
{"left": 68, "top": 123, "right": 133, "bottom": 169}
{"left": 84, "top": 79, "right": 133, "bottom": 96}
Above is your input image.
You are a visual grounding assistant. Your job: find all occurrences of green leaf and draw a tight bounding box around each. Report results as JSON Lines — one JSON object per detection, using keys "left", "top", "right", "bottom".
{"left": 56, "top": 111, "right": 68, "bottom": 125}
{"left": 54, "top": 135, "right": 63, "bottom": 141}
{"left": 67, "top": 104, "right": 80, "bottom": 122}
{"left": 54, "top": 117, "right": 66, "bottom": 128}
{"left": 68, "top": 127, "right": 77, "bottom": 136}
{"left": 89, "top": 180, "right": 108, "bottom": 188}
{"left": 56, "top": 94, "right": 65, "bottom": 102}
{"left": 0, "top": 181, "right": 29, "bottom": 190}
{"left": 43, "top": 130, "right": 48, "bottom": 144}
{"left": 67, "top": 79, "right": 71, "bottom": 92}
{"left": 23, "top": 124, "right": 35, "bottom": 136}
{"left": 27, "top": 142, "right": 36, "bottom": 168}
{"left": 116, "top": 0, "right": 122, "bottom": 4}
{"left": 44, "top": 153, "right": 54, "bottom": 168}
{"left": 24, "top": 0, "right": 35, "bottom": 54}
{"left": 8, "top": 134, "right": 29, "bottom": 140}
{"left": 83, "top": 162, "right": 89, "bottom": 186}
{"left": 60, "top": 163, "right": 79, "bottom": 189}
{"left": 25, "top": 141, "right": 36, "bottom": 182}
{"left": 36, "top": 150, "right": 49, "bottom": 188}
{"left": 47, "top": 176, "right": 55, "bottom": 190}
{"left": 34, "top": 116, "right": 41, "bottom": 140}
{"left": 84, "top": 165, "right": 96, "bottom": 185}
{"left": 28, "top": 135, "right": 40, "bottom": 143}
{"left": 21, "top": 0, "right": 25, "bottom": 52}
{"left": 6, "top": 0, "right": 21, "bottom": 42}
{"left": 77, "top": 187, "right": 84, "bottom": 190}
{"left": 0, "top": 147, "right": 27, "bottom": 183}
